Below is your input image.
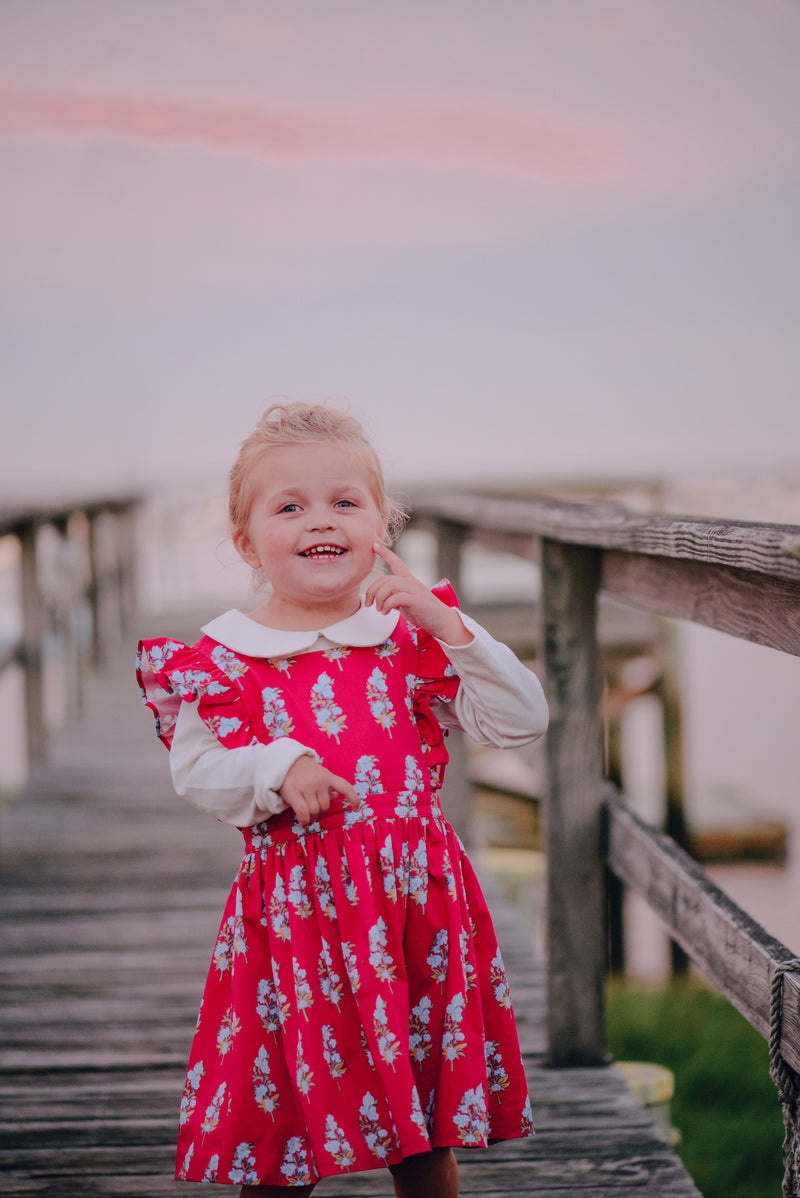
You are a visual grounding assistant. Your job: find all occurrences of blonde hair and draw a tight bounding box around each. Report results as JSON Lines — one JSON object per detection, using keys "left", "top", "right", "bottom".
{"left": 229, "top": 401, "right": 408, "bottom": 543}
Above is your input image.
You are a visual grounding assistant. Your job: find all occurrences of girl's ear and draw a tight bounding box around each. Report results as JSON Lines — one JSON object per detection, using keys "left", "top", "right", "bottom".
{"left": 233, "top": 527, "right": 260, "bottom": 569}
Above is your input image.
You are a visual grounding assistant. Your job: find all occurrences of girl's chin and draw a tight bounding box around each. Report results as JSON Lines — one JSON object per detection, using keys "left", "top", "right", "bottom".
{"left": 291, "top": 576, "right": 364, "bottom": 603}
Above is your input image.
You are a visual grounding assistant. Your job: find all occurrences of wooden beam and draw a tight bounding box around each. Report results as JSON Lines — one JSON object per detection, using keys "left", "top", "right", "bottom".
{"left": 605, "top": 789, "right": 800, "bottom": 1074}
{"left": 602, "top": 550, "right": 800, "bottom": 657}
{"left": 411, "top": 493, "right": 800, "bottom": 584}
{"left": 18, "top": 523, "right": 46, "bottom": 761}
{"left": 0, "top": 494, "right": 142, "bottom": 540}
{"left": 540, "top": 537, "right": 607, "bottom": 1066}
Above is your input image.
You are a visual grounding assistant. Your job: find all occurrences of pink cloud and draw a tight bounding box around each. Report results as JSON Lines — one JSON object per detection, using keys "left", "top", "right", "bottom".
{"left": 0, "top": 86, "right": 660, "bottom": 192}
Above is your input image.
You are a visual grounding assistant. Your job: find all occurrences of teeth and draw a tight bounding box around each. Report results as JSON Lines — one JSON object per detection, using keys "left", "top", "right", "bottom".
{"left": 303, "top": 545, "right": 344, "bottom": 557}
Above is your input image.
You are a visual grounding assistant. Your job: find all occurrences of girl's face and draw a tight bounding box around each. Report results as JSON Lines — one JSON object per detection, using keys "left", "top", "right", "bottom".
{"left": 233, "top": 441, "right": 387, "bottom": 627}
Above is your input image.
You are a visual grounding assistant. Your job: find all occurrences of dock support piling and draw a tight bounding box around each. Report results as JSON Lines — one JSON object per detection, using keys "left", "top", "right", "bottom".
{"left": 540, "top": 536, "right": 607, "bottom": 1067}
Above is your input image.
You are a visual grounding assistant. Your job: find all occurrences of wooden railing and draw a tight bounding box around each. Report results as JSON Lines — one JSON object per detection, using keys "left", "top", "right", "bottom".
{"left": 0, "top": 495, "right": 141, "bottom": 768}
{"left": 410, "top": 491, "right": 800, "bottom": 1189}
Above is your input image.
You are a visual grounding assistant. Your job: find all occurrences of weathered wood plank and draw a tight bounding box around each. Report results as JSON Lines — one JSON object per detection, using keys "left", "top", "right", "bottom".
{"left": 602, "top": 549, "right": 800, "bottom": 657}
{"left": 412, "top": 492, "right": 800, "bottom": 583}
{"left": 539, "top": 538, "right": 607, "bottom": 1066}
{"left": 605, "top": 788, "right": 800, "bottom": 1071}
{"left": 0, "top": 1137, "right": 699, "bottom": 1195}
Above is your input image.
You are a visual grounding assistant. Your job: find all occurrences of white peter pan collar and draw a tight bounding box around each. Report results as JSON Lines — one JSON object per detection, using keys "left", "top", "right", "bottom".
{"left": 201, "top": 602, "right": 400, "bottom": 658}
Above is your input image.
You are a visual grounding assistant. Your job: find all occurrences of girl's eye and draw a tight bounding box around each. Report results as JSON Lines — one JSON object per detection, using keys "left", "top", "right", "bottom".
{"left": 278, "top": 503, "right": 300, "bottom": 514}
{"left": 335, "top": 499, "right": 356, "bottom": 509}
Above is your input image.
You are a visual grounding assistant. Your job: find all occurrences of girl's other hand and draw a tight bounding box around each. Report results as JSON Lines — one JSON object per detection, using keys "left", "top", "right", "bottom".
{"left": 279, "top": 756, "right": 361, "bottom": 827}
{"left": 366, "top": 544, "right": 473, "bottom": 646}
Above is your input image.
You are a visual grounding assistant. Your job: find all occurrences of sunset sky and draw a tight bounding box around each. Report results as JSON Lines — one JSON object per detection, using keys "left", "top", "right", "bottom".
{"left": 1, "top": 1, "right": 799, "bottom": 504}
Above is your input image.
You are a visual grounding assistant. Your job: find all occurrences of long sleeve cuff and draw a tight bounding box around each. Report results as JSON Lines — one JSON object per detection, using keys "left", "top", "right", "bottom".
{"left": 170, "top": 704, "right": 319, "bottom": 826}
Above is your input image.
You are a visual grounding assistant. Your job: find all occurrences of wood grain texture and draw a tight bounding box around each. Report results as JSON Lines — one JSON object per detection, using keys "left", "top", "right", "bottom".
{"left": 602, "top": 549, "right": 800, "bottom": 656}
{"left": 411, "top": 492, "right": 800, "bottom": 583}
{"left": 605, "top": 789, "right": 800, "bottom": 1073}
{"left": 540, "top": 538, "right": 607, "bottom": 1066}
{"left": 0, "top": 643, "right": 699, "bottom": 1197}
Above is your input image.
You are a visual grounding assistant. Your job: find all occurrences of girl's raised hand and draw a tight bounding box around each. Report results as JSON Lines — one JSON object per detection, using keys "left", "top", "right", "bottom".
{"left": 366, "top": 543, "right": 473, "bottom": 646}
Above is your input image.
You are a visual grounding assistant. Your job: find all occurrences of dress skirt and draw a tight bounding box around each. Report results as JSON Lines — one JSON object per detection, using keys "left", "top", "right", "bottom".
{"left": 175, "top": 795, "right": 533, "bottom": 1187}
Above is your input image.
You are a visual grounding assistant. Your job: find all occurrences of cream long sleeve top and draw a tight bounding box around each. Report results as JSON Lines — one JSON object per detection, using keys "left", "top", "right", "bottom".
{"left": 169, "top": 602, "right": 548, "bottom": 828}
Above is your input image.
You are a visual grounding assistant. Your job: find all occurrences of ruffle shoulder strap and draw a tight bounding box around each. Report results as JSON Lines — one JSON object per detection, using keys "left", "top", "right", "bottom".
{"left": 410, "top": 580, "right": 462, "bottom": 774}
{"left": 136, "top": 637, "right": 253, "bottom": 751}
{"left": 413, "top": 580, "right": 462, "bottom": 699}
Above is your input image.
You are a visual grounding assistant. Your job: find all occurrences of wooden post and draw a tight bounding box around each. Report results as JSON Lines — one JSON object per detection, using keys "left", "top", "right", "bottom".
{"left": 115, "top": 503, "right": 138, "bottom": 633}
{"left": 540, "top": 537, "right": 607, "bottom": 1066}
{"left": 658, "top": 630, "right": 690, "bottom": 977}
{"left": 434, "top": 518, "right": 467, "bottom": 591}
{"left": 434, "top": 518, "right": 470, "bottom": 845}
{"left": 19, "top": 522, "right": 47, "bottom": 761}
{"left": 57, "top": 514, "right": 86, "bottom": 720}
{"left": 605, "top": 711, "right": 626, "bottom": 975}
{"left": 86, "top": 509, "right": 103, "bottom": 668}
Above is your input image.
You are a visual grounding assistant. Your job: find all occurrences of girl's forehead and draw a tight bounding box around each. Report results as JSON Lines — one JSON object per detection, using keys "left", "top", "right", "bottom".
{"left": 252, "top": 441, "right": 375, "bottom": 493}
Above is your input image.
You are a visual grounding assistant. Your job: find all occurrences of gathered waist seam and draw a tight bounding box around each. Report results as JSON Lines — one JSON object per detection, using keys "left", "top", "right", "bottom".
{"left": 242, "top": 790, "right": 445, "bottom": 848}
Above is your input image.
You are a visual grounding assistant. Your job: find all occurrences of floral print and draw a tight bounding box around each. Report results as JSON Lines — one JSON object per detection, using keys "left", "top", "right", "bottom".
{"left": 262, "top": 687, "right": 294, "bottom": 738}
{"left": 323, "top": 645, "right": 351, "bottom": 670}
{"left": 179, "top": 1061, "right": 204, "bottom": 1126}
{"left": 310, "top": 672, "right": 347, "bottom": 740}
{"left": 229, "top": 1142, "right": 259, "bottom": 1185}
{"left": 216, "top": 1006, "right": 241, "bottom": 1058}
{"left": 454, "top": 1087, "right": 490, "bottom": 1146}
{"left": 136, "top": 581, "right": 532, "bottom": 1187}
{"left": 253, "top": 1045, "right": 280, "bottom": 1118}
{"left": 359, "top": 1091, "right": 395, "bottom": 1161}
{"left": 201, "top": 1083, "right": 227, "bottom": 1135}
{"left": 366, "top": 665, "right": 396, "bottom": 733}
{"left": 354, "top": 754, "right": 383, "bottom": 801}
{"left": 322, "top": 1025, "right": 347, "bottom": 1080}
{"left": 210, "top": 645, "right": 249, "bottom": 680}
{"left": 324, "top": 1114, "right": 356, "bottom": 1168}
{"left": 280, "top": 1136, "right": 314, "bottom": 1185}
{"left": 409, "top": 994, "right": 433, "bottom": 1065}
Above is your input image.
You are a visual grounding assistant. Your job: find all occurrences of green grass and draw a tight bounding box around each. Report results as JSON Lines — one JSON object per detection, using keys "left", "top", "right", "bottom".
{"left": 606, "top": 978, "right": 785, "bottom": 1198}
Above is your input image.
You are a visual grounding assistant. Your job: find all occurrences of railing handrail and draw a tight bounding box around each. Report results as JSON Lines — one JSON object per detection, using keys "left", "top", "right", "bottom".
{"left": 0, "top": 492, "right": 142, "bottom": 540}
{"left": 411, "top": 492, "right": 800, "bottom": 660}
{"left": 605, "top": 785, "right": 800, "bottom": 1071}
{"left": 411, "top": 490, "right": 800, "bottom": 583}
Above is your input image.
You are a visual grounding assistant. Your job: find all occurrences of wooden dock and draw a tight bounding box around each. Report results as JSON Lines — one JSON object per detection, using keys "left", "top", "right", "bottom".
{"left": 0, "top": 641, "right": 700, "bottom": 1197}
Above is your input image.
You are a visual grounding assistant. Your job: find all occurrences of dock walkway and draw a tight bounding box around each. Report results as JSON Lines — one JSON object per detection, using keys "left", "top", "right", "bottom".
{"left": 0, "top": 638, "right": 700, "bottom": 1196}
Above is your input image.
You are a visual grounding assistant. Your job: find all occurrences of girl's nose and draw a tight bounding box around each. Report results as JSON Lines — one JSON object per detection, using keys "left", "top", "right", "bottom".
{"left": 306, "top": 507, "right": 336, "bottom": 531}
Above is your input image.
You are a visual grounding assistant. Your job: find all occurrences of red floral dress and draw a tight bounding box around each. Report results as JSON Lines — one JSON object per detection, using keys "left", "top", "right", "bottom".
{"left": 137, "top": 585, "right": 533, "bottom": 1188}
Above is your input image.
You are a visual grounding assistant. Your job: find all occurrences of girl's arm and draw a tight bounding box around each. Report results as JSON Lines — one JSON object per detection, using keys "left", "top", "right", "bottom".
{"left": 433, "top": 614, "right": 548, "bottom": 747}
{"left": 170, "top": 703, "right": 305, "bottom": 825}
{"left": 367, "top": 543, "right": 548, "bottom": 748}
{"left": 170, "top": 704, "right": 358, "bottom": 828}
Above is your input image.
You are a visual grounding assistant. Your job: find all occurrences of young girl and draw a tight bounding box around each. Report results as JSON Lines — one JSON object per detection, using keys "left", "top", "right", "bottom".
{"left": 137, "top": 403, "right": 548, "bottom": 1196}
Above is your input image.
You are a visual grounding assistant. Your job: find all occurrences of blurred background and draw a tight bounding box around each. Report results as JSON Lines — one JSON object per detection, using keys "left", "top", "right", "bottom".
{"left": 2, "top": 0, "right": 799, "bottom": 969}
{"left": 2, "top": 6, "right": 800, "bottom": 1191}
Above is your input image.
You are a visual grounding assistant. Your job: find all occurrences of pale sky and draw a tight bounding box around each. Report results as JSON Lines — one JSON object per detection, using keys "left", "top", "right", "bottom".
{"left": 1, "top": 0, "right": 799, "bottom": 504}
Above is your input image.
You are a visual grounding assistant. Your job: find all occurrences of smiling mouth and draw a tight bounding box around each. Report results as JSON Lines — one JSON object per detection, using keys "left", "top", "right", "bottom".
{"left": 299, "top": 544, "right": 346, "bottom": 559}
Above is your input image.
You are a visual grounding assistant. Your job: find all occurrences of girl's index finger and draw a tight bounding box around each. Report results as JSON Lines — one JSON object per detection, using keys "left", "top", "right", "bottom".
{"left": 373, "top": 542, "right": 409, "bottom": 574}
